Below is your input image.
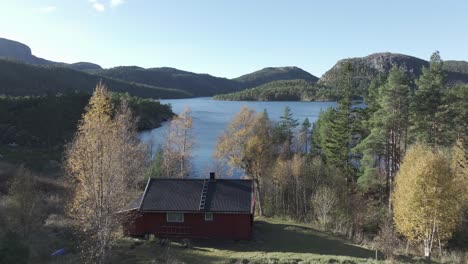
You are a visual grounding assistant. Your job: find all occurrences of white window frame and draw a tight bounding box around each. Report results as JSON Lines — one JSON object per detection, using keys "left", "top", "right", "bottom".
{"left": 167, "top": 212, "right": 184, "bottom": 223}
{"left": 204, "top": 212, "right": 213, "bottom": 221}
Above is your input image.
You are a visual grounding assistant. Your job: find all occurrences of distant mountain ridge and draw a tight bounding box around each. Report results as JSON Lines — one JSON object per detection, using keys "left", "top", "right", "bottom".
{"left": 2, "top": 37, "right": 468, "bottom": 100}
{"left": 92, "top": 66, "right": 319, "bottom": 97}
{"left": 0, "top": 59, "right": 191, "bottom": 99}
{"left": 91, "top": 66, "right": 243, "bottom": 97}
{"left": 0, "top": 37, "right": 102, "bottom": 71}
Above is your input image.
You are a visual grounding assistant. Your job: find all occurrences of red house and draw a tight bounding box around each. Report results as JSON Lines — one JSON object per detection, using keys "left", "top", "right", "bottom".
{"left": 122, "top": 173, "right": 254, "bottom": 240}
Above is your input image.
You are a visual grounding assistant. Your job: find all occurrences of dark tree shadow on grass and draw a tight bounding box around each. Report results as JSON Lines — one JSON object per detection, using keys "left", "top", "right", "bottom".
{"left": 193, "top": 220, "right": 375, "bottom": 259}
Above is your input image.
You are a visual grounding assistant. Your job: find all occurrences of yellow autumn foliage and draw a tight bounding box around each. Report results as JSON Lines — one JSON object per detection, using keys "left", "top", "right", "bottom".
{"left": 392, "top": 143, "right": 463, "bottom": 257}
{"left": 65, "top": 83, "right": 146, "bottom": 263}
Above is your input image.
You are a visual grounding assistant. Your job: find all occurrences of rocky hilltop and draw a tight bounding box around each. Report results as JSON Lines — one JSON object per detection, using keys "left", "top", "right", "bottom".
{"left": 0, "top": 37, "right": 102, "bottom": 71}
{"left": 319, "top": 52, "right": 468, "bottom": 96}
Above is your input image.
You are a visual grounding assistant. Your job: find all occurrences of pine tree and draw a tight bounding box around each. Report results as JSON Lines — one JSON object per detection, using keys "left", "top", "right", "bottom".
{"left": 310, "top": 108, "right": 335, "bottom": 157}
{"left": 325, "top": 62, "right": 354, "bottom": 187}
{"left": 354, "top": 66, "right": 411, "bottom": 210}
{"left": 379, "top": 66, "right": 411, "bottom": 210}
{"left": 445, "top": 84, "right": 468, "bottom": 142}
{"left": 411, "top": 51, "right": 448, "bottom": 147}
{"left": 298, "top": 118, "right": 311, "bottom": 153}
{"left": 274, "top": 106, "right": 299, "bottom": 146}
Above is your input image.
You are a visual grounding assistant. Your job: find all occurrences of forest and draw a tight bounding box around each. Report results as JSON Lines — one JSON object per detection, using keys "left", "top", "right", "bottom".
{"left": 0, "top": 92, "right": 173, "bottom": 171}
{"left": 213, "top": 79, "right": 339, "bottom": 101}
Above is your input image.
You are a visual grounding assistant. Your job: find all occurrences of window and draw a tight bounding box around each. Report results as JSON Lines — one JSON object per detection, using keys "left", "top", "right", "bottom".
{"left": 167, "top": 212, "right": 184, "bottom": 223}
{"left": 205, "top": 212, "right": 213, "bottom": 221}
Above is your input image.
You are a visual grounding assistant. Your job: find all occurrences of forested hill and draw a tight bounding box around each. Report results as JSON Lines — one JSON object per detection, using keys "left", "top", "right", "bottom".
{"left": 0, "top": 37, "right": 102, "bottom": 71}
{"left": 319, "top": 52, "right": 468, "bottom": 97}
{"left": 91, "top": 66, "right": 243, "bottom": 97}
{"left": 234, "top": 66, "right": 319, "bottom": 88}
{"left": 0, "top": 59, "right": 192, "bottom": 99}
{"left": 444, "top": 60, "right": 468, "bottom": 75}
{"left": 213, "top": 79, "right": 337, "bottom": 101}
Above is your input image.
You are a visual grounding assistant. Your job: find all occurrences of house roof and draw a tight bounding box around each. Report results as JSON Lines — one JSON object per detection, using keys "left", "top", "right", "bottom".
{"left": 138, "top": 178, "right": 253, "bottom": 213}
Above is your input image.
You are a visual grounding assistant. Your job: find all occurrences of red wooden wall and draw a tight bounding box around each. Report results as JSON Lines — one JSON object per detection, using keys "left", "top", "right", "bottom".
{"left": 124, "top": 211, "right": 253, "bottom": 240}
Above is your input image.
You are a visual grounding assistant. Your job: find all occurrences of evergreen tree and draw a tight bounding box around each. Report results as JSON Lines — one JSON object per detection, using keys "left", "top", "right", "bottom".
{"left": 298, "top": 118, "right": 311, "bottom": 153}
{"left": 364, "top": 75, "right": 386, "bottom": 117}
{"left": 411, "top": 51, "right": 448, "bottom": 147}
{"left": 354, "top": 66, "right": 411, "bottom": 210}
{"left": 444, "top": 84, "right": 468, "bottom": 142}
{"left": 275, "top": 106, "right": 299, "bottom": 144}
{"left": 310, "top": 108, "right": 335, "bottom": 157}
{"left": 325, "top": 62, "right": 354, "bottom": 187}
{"left": 273, "top": 106, "right": 298, "bottom": 156}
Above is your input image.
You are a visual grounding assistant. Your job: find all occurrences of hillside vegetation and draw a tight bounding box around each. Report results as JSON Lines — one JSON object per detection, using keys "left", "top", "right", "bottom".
{"left": 92, "top": 66, "right": 242, "bottom": 97}
{"left": 444, "top": 60, "right": 468, "bottom": 75}
{"left": 214, "top": 79, "right": 337, "bottom": 101}
{"left": 0, "top": 59, "right": 192, "bottom": 99}
{"left": 234, "top": 66, "right": 319, "bottom": 88}
{"left": 0, "top": 92, "right": 173, "bottom": 149}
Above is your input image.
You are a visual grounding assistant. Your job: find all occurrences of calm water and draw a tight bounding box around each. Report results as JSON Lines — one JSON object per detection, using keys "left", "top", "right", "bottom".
{"left": 139, "top": 97, "right": 337, "bottom": 177}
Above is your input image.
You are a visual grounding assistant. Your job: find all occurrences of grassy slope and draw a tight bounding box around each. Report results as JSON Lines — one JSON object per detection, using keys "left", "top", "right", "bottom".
{"left": 110, "top": 218, "right": 380, "bottom": 264}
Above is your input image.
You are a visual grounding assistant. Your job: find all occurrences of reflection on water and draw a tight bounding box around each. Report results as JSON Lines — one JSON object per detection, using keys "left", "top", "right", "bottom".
{"left": 139, "top": 97, "right": 337, "bottom": 177}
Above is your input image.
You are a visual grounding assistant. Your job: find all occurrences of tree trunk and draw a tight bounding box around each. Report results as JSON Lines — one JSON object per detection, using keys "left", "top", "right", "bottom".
{"left": 254, "top": 179, "right": 264, "bottom": 216}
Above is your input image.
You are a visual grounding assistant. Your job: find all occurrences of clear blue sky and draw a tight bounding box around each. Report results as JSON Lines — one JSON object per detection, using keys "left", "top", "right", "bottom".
{"left": 1, "top": 0, "right": 467, "bottom": 78}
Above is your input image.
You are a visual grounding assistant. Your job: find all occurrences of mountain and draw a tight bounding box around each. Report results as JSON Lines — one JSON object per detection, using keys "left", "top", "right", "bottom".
{"left": 0, "top": 37, "right": 102, "bottom": 71}
{"left": 444, "top": 60, "right": 468, "bottom": 75}
{"left": 234, "top": 66, "right": 319, "bottom": 88}
{"left": 92, "top": 66, "right": 242, "bottom": 97}
{"left": 214, "top": 79, "right": 336, "bottom": 101}
{"left": 319, "top": 52, "right": 468, "bottom": 96}
{"left": 0, "top": 59, "right": 191, "bottom": 99}
{"left": 69, "top": 62, "right": 102, "bottom": 71}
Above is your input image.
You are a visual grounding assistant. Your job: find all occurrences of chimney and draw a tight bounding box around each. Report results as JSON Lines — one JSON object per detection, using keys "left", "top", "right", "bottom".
{"left": 209, "top": 172, "right": 216, "bottom": 181}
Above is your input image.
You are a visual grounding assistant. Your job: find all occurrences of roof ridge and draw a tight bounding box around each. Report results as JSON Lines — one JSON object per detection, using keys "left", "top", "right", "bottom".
{"left": 138, "top": 178, "right": 152, "bottom": 211}
{"left": 149, "top": 177, "right": 252, "bottom": 181}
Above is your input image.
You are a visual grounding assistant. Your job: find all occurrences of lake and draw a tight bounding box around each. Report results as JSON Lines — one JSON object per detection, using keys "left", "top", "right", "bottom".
{"left": 138, "top": 97, "right": 337, "bottom": 177}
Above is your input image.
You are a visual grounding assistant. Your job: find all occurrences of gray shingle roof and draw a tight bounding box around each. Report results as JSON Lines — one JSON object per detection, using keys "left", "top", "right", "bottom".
{"left": 139, "top": 178, "right": 253, "bottom": 213}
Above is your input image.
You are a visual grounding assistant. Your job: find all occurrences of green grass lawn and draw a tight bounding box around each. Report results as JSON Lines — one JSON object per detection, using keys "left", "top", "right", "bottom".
{"left": 109, "top": 218, "right": 382, "bottom": 264}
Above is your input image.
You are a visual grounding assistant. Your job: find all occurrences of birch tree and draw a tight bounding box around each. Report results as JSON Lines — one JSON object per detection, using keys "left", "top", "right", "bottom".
{"left": 65, "top": 84, "right": 146, "bottom": 264}
{"left": 393, "top": 143, "right": 463, "bottom": 259}
{"left": 161, "top": 107, "right": 194, "bottom": 178}
{"left": 215, "top": 106, "right": 273, "bottom": 216}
